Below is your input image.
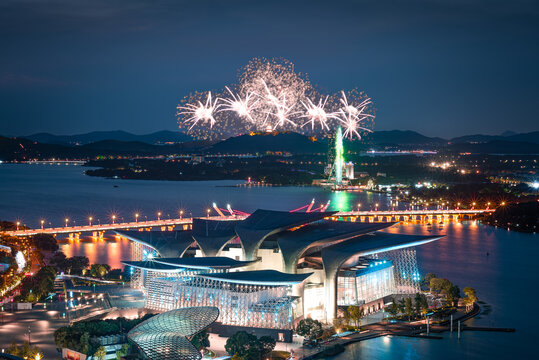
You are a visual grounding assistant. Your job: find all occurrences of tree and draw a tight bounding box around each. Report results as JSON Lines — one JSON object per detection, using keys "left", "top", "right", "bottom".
{"left": 443, "top": 284, "right": 460, "bottom": 307}
{"left": 90, "top": 264, "right": 111, "bottom": 278}
{"left": 296, "top": 318, "right": 323, "bottom": 340}
{"left": 32, "top": 233, "right": 59, "bottom": 252}
{"left": 94, "top": 346, "right": 107, "bottom": 360}
{"left": 386, "top": 298, "right": 400, "bottom": 316}
{"left": 430, "top": 277, "right": 451, "bottom": 293}
{"left": 190, "top": 329, "right": 210, "bottom": 351}
{"left": 65, "top": 256, "right": 90, "bottom": 275}
{"left": 225, "top": 331, "right": 258, "bottom": 358}
{"left": 7, "top": 341, "right": 42, "bottom": 359}
{"left": 50, "top": 251, "right": 67, "bottom": 271}
{"left": 404, "top": 297, "right": 414, "bottom": 320}
{"left": 462, "top": 287, "right": 477, "bottom": 309}
{"left": 346, "top": 305, "right": 364, "bottom": 328}
{"left": 115, "top": 343, "right": 129, "bottom": 360}
{"left": 424, "top": 273, "right": 437, "bottom": 287}
{"left": 414, "top": 293, "right": 429, "bottom": 315}
{"left": 258, "top": 336, "right": 275, "bottom": 358}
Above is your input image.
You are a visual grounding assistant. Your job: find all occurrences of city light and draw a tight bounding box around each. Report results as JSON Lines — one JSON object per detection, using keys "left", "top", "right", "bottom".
{"left": 65, "top": 218, "right": 69, "bottom": 227}
{"left": 112, "top": 215, "right": 116, "bottom": 224}
{"left": 135, "top": 213, "right": 139, "bottom": 222}
{"left": 89, "top": 216, "right": 93, "bottom": 226}
{"left": 157, "top": 212, "right": 162, "bottom": 220}
{"left": 40, "top": 219, "right": 44, "bottom": 229}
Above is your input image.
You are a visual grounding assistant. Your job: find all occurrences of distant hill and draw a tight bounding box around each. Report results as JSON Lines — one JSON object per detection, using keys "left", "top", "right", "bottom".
{"left": 450, "top": 131, "right": 539, "bottom": 144}
{"left": 362, "top": 130, "right": 447, "bottom": 145}
{"left": 448, "top": 140, "right": 539, "bottom": 154}
{"left": 23, "top": 130, "right": 191, "bottom": 145}
{"left": 210, "top": 132, "right": 327, "bottom": 154}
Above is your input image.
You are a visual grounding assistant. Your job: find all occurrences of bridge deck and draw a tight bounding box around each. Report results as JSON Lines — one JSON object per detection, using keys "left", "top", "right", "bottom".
{"left": 1, "top": 210, "right": 493, "bottom": 237}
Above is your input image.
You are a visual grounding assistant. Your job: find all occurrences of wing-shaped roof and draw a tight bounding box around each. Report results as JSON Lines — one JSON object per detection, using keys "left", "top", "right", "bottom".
{"left": 238, "top": 209, "right": 336, "bottom": 231}
{"left": 235, "top": 209, "right": 336, "bottom": 260}
{"left": 191, "top": 218, "right": 242, "bottom": 257}
{"left": 192, "top": 218, "right": 242, "bottom": 237}
{"left": 121, "top": 260, "right": 185, "bottom": 272}
{"left": 128, "top": 307, "right": 219, "bottom": 360}
{"left": 153, "top": 256, "right": 257, "bottom": 270}
{"left": 321, "top": 232, "right": 443, "bottom": 267}
{"left": 277, "top": 221, "right": 395, "bottom": 272}
{"left": 115, "top": 230, "right": 194, "bottom": 258}
{"left": 196, "top": 269, "right": 312, "bottom": 286}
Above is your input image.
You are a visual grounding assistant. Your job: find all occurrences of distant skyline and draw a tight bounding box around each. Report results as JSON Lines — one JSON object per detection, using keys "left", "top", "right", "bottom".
{"left": 1, "top": 0, "right": 538, "bottom": 137}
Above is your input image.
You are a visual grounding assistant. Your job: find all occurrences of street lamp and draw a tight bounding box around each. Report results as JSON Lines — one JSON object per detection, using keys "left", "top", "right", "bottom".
{"left": 16, "top": 221, "right": 20, "bottom": 231}
{"left": 472, "top": 202, "right": 476, "bottom": 209}
{"left": 206, "top": 209, "right": 211, "bottom": 218}
{"left": 89, "top": 217, "right": 93, "bottom": 226}
{"left": 112, "top": 215, "right": 116, "bottom": 224}
{"left": 65, "top": 218, "right": 69, "bottom": 227}
{"left": 135, "top": 213, "right": 139, "bottom": 223}
{"left": 375, "top": 203, "right": 379, "bottom": 211}
{"left": 501, "top": 201, "right": 506, "bottom": 206}
{"left": 357, "top": 203, "right": 361, "bottom": 211}
{"left": 40, "top": 220, "right": 44, "bottom": 229}
{"left": 157, "top": 212, "right": 161, "bottom": 221}
{"left": 179, "top": 210, "right": 184, "bottom": 219}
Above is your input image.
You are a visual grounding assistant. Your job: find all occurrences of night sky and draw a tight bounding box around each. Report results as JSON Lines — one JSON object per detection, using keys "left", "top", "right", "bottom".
{"left": 1, "top": 0, "right": 538, "bottom": 138}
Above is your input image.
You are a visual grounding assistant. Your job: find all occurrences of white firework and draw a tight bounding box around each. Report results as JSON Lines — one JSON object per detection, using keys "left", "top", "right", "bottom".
{"left": 178, "top": 91, "right": 221, "bottom": 130}
{"left": 220, "top": 86, "right": 258, "bottom": 123}
{"left": 337, "top": 91, "right": 374, "bottom": 140}
{"left": 300, "top": 96, "right": 338, "bottom": 131}
{"left": 265, "top": 93, "right": 299, "bottom": 128}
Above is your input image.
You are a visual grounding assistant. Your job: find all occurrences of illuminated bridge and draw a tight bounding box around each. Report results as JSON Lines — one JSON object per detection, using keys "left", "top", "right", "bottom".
{"left": 1, "top": 209, "right": 494, "bottom": 238}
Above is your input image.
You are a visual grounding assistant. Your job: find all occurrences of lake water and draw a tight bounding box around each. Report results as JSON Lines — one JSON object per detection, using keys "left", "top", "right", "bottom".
{"left": 1, "top": 164, "right": 537, "bottom": 359}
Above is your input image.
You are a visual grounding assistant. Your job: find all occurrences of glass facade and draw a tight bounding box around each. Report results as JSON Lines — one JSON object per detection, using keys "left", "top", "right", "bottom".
{"left": 337, "top": 261, "right": 396, "bottom": 306}
{"left": 145, "top": 276, "right": 296, "bottom": 329}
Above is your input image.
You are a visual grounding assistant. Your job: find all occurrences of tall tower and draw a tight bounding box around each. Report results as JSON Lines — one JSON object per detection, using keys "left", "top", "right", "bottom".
{"left": 334, "top": 126, "right": 344, "bottom": 186}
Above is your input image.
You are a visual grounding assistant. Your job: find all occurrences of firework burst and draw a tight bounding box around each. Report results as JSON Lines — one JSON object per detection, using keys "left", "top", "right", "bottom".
{"left": 300, "top": 96, "right": 339, "bottom": 131}
{"left": 177, "top": 91, "right": 221, "bottom": 130}
{"left": 177, "top": 58, "right": 375, "bottom": 140}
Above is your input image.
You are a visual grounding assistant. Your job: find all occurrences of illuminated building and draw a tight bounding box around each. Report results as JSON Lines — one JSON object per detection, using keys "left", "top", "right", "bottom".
{"left": 128, "top": 306, "right": 219, "bottom": 360}
{"left": 118, "top": 209, "right": 441, "bottom": 341}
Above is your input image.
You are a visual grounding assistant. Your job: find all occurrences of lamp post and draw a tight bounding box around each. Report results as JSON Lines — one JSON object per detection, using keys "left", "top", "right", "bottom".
{"left": 206, "top": 209, "right": 211, "bottom": 218}
{"left": 179, "top": 210, "right": 184, "bottom": 220}
{"left": 40, "top": 220, "right": 44, "bottom": 229}
{"left": 135, "top": 213, "right": 139, "bottom": 223}
{"left": 157, "top": 212, "right": 161, "bottom": 221}
{"left": 65, "top": 218, "right": 69, "bottom": 228}
{"left": 112, "top": 215, "right": 116, "bottom": 224}
{"left": 16, "top": 221, "right": 20, "bottom": 231}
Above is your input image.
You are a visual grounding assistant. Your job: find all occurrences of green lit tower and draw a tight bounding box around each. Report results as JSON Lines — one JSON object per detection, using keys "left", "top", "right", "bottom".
{"left": 334, "top": 126, "right": 344, "bottom": 186}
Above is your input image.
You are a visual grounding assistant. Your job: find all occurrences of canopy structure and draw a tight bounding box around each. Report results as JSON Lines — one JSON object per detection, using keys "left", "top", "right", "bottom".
{"left": 115, "top": 230, "right": 194, "bottom": 258}
{"left": 121, "top": 260, "right": 186, "bottom": 273}
{"left": 276, "top": 221, "right": 394, "bottom": 272}
{"left": 153, "top": 256, "right": 257, "bottom": 270}
{"left": 235, "top": 209, "right": 336, "bottom": 260}
{"left": 191, "top": 218, "right": 243, "bottom": 257}
{"left": 128, "top": 307, "right": 219, "bottom": 360}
